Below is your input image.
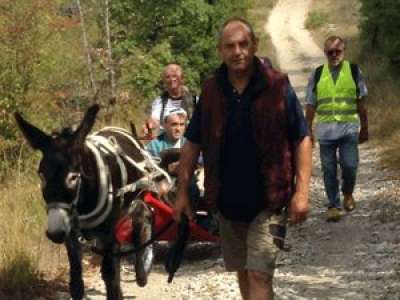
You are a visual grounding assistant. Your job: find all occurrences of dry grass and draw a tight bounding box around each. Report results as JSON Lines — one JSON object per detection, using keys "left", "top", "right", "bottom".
{"left": 360, "top": 53, "right": 400, "bottom": 169}
{"left": 0, "top": 169, "right": 69, "bottom": 298}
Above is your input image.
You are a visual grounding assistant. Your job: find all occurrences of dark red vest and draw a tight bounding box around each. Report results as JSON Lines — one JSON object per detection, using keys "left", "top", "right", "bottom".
{"left": 200, "top": 66, "right": 294, "bottom": 212}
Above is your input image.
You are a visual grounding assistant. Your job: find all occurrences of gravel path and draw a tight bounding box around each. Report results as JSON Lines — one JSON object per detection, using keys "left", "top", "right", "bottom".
{"left": 54, "top": 0, "right": 400, "bottom": 299}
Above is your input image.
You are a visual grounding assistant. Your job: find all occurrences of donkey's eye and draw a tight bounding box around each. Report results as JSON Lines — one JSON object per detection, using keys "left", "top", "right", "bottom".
{"left": 65, "top": 172, "right": 80, "bottom": 189}
{"left": 38, "top": 172, "right": 47, "bottom": 188}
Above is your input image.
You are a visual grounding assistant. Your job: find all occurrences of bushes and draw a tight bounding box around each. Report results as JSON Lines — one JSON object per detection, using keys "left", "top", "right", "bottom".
{"left": 111, "top": 0, "right": 250, "bottom": 99}
{"left": 360, "top": 0, "right": 400, "bottom": 66}
{"left": 305, "top": 11, "right": 329, "bottom": 30}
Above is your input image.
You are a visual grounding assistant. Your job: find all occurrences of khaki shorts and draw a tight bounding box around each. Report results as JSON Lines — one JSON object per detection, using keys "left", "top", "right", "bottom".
{"left": 218, "top": 209, "right": 287, "bottom": 275}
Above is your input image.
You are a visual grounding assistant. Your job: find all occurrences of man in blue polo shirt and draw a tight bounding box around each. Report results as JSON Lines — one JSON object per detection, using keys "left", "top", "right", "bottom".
{"left": 146, "top": 108, "right": 187, "bottom": 160}
{"left": 173, "top": 17, "right": 312, "bottom": 300}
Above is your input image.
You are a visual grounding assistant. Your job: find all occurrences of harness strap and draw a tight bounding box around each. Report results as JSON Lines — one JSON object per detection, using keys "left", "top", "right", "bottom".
{"left": 87, "top": 135, "right": 128, "bottom": 189}
{"left": 74, "top": 127, "right": 172, "bottom": 231}
{"left": 47, "top": 202, "right": 74, "bottom": 211}
{"left": 95, "top": 127, "right": 172, "bottom": 189}
{"left": 46, "top": 177, "right": 81, "bottom": 212}
{"left": 78, "top": 140, "right": 113, "bottom": 229}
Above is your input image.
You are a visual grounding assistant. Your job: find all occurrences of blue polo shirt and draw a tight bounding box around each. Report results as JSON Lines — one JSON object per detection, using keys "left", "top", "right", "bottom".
{"left": 186, "top": 58, "right": 308, "bottom": 221}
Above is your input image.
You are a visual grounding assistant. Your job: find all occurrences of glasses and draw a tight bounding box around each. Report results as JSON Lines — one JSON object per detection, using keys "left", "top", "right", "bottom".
{"left": 326, "top": 49, "right": 344, "bottom": 57}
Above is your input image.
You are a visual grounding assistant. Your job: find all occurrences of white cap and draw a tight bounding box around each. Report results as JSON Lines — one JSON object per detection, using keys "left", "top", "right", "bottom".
{"left": 163, "top": 107, "right": 187, "bottom": 123}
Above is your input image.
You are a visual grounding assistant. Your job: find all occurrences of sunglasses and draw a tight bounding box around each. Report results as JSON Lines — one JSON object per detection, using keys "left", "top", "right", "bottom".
{"left": 326, "top": 49, "right": 344, "bottom": 56}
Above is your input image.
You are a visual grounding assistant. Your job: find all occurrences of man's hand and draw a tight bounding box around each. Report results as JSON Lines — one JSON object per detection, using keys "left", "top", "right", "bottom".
{"left": 173, "top": 192, "right": 194, "bottom": 222}
{"left": 142, "top": 118, "right": 159, "bottom": 138}
{"left": 288, "top": 192, "right": 309, "bottom": 225}
{"left": 167, "top": 162, "right": 180, "bottom": 175}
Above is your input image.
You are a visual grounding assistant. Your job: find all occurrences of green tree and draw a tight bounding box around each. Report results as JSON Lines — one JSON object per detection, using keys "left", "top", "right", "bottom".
{"left": 360, "top": 0, "right": 400, "bottom": 64}
{"left": 0, "top": 0, "right": 96, "bottom": 170}
{"left": 111, "top": 0, "right": 249, "bottom": 99}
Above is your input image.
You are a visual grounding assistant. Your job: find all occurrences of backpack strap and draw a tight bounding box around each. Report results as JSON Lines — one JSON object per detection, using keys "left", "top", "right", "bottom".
{"left": 182, "top": 90, "right": 196, "bottom": 119}
{"left": 350, "top": 63, "right": 360, "bottom": 96}
{"left": 159, "top": 91, "right": 169, "bottom": 124}
{"left": 160, "top": 90, "right": 196, "bottom": 123}
{"left": 312, "top": 65, "right": 323, "bottom": 93}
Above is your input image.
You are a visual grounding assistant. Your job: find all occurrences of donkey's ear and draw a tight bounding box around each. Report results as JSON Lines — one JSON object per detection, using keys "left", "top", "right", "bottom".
{"left": 73, "top": 104, "right": 100, "bottom": 145}
{"left": 14, "top": 112, "right": 51, "bottom": 151}
{"left": 129, "top": 121, "right": 143, "bottom": 148}
{"left": 129, "top": 121, "right": 138, "bottom": 139}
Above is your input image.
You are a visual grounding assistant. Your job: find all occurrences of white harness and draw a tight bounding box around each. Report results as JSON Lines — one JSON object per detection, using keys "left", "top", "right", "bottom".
{"left": 79, "top": 127, "right": 171, "bottom": 230}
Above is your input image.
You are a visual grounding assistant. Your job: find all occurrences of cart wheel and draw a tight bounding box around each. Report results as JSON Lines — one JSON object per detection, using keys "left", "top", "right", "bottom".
{"left": 131, "top": 199, "right": 154, "bottom": 287}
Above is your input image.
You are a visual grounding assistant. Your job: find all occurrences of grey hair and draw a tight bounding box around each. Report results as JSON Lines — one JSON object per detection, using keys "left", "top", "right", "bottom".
{"left": 324, "top": 35, "right": 345, "bottom": 49}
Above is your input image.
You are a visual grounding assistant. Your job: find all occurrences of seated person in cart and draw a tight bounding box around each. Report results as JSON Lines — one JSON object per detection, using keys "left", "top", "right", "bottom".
{"left": 146, "top": 108, "right": 191, "bottom": 197}
{"left": 146, "top": 107, "right": 187, "bottom": 174}
{"left": 146, "top": 108, "right": 204, "bottom": 211}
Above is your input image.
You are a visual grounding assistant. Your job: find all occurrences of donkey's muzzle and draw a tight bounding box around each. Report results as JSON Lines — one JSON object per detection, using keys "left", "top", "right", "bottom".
{"left": 46, "top": 208, "right": 71, "bottom": 244}
{"left": 46, "top": 229, "right": 66, "bottom": 244}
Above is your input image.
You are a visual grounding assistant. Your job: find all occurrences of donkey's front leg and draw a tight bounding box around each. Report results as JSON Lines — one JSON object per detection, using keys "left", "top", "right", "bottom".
{"left": 65, "top": 237, "right": 84, "bottom": 300}
{"left": 101, "top": 245, "right": 123, "bottom": 300}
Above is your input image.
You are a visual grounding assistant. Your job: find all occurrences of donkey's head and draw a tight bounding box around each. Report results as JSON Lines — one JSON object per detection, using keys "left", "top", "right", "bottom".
{"left": 15, "top": 105, "right": 99, "bottom": 243}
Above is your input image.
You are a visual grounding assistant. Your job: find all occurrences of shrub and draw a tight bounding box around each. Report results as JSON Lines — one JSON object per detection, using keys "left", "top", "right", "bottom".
{"left": 305, "top": 11, "right": 329, "bottom": 29}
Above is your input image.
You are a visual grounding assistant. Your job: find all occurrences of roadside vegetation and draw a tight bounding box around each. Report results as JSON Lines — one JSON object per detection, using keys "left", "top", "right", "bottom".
{"left": 305, "top": 11, "right": 329, "bottom": 30}
{"left": 306, "top": 0, "right": 400, "bottom": 173}
{"left": 0, "top": 0, "right": 270, "bottom": 298}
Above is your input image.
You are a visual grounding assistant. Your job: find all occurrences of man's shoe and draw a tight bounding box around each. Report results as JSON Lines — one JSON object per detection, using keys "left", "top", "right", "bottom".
{"left": 326, "top": 208, "right": 341, "bottom": 222}
{"left": 343, "top": 194, "right": 356, "bottom": 212}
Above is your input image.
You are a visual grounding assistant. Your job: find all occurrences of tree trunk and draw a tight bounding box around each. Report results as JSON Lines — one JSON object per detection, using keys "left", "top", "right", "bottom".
{"left": 76, "top": 0, "right": 97, "bottom": 98}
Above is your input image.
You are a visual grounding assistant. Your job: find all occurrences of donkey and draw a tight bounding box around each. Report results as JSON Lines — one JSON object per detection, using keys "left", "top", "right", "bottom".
{"left": 15, "top": 105, "right": 164, "bottom": 300}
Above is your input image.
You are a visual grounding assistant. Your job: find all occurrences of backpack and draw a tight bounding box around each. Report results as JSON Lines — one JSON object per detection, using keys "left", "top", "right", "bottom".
{"left": 159, "top": 90, "right": 197, "bottom": 124}
{"left": 312, "top": 63, "right": 360, "bottom": 95}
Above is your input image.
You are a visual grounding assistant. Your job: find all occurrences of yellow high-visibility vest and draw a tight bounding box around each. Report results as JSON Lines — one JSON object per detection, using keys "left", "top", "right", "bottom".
{"left": 316, "top": 61, "right": 358, "bottom": 123}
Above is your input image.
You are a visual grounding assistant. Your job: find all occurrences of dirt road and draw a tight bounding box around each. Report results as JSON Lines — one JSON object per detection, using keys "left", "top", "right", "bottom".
{"left": 54, "top": 1, "right": 400, "bottom": 299}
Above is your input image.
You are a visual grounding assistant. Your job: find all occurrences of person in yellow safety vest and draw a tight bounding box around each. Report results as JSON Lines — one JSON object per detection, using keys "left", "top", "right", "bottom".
{"left": 305, "top": 35, "right": 368, "bottom": 222}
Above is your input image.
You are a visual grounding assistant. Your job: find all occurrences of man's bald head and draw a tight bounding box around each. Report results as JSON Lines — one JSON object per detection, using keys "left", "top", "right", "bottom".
{"left": 163, "top": 64, "right": 183, "bottom": 78}
{"left": 162, "top": 63, "right": 184, "bottom": 97}
{"left": 218, "top": 17, "right": 257, "bottom": 46}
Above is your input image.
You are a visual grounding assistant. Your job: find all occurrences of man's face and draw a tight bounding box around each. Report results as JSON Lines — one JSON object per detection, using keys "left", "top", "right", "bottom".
{"left": 218, "top": 22, "right": 258, "bottom": 74}
{"left": 324, "top": 39, "right": 345, "bottom": 67}
{"left": 164, "top": 114, "right": 186, "bottom": 142}
{"left": 163, "top": 65, "right": 183, "bottom": 95}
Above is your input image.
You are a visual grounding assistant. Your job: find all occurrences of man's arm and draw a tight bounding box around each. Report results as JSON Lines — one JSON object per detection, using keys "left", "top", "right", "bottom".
{"left": 304, "top": 69, "right": 318, "bottom": 146}
{"left": 284, "top": 81, "right": 312, "bottom": 224}
{"left": 357, "top": 97, "right": 368, "bottom": 143}
{"left": 288, "top": 136, "right": 312, "bottom": 224}
{"left": 305, "top": 104, "right": 316, "bottom": 146}
{"left": 173, "top": 141, "right": 201, "bottom": 222}
{"left": 142, "top": 97, "right": 163, "bottom": 135}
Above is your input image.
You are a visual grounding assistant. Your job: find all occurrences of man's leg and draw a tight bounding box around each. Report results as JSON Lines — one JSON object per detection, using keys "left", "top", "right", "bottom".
{"left": 237, "top": 270, "right": 250, "bottom": 300}
{"left": 339, "top": 134, "right": 359, "bottom": 210}
{"left": 319, "top": 140, "right": 341, "bottom": 208}
{"left": 246, "top": 211, "right": 287, "bottom": 300}
{"left": 218, "top": 214, "right": 249, "bottom": 299}
{"left": 248, "top": 271, "right": 273, "bottom": 300}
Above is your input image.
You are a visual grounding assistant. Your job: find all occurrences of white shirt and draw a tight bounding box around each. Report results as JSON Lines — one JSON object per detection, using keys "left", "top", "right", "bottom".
{"left": 150, "top": 96, "right": 185, "bottom": 121}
